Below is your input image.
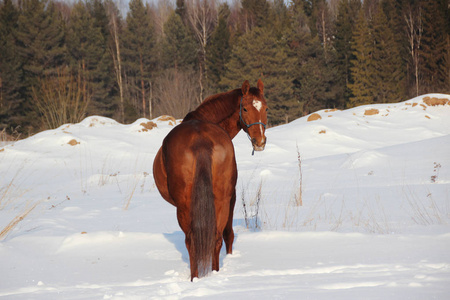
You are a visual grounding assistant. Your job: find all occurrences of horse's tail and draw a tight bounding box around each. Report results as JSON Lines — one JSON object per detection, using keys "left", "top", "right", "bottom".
{"left": 190, "top": 145, "right": 216, "bottom": 280}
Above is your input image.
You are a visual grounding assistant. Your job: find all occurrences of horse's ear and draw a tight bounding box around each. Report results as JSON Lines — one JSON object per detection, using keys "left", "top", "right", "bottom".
{"left": 257, "top": 79, "right": 264, "bottom": 95}
{"left": 242, "top": 80, "right": 250, "bottom": 95}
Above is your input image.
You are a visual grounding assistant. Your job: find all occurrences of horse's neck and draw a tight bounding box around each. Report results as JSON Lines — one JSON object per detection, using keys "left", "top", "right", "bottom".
{"left": 186, "top": 90, "right": 242, "bottom": 139}
{"left": 218, "top": 110, "right": 241, "bottom": 139}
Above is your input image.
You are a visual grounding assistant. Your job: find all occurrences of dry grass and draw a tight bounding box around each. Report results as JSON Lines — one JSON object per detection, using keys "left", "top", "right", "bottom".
{"left": 307, "top": 113, "right": 322, "bottom": 122}
{"left": 140, "top": 121, "right": 158, "bottom": 132}
{"left": 295, "top": 144, "right": 303, "bottom": 206}
{"left": 240, "top": 179, "right": 263, "bottom": 230}
{"left": 0, "top": 162, "right": 42, "bottom": 240}
{"left": 364, "top": 108, "right": 379, "bottom": 116}
{"left": 67, "top": 139, "right": 80, "bottom": 146}
{"left": 0, "top": 201, "right": 40, "bottom": 240}
{"left": 423, "top": 96, "right": 449, "bottom": 106}
{"left": 404, "top": 187, "right": 447, "bottom": 225}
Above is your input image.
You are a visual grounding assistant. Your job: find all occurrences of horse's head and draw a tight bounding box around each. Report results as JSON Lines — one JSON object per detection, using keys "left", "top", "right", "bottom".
{"left": 239, "top": 79, "right": 268, "bottom": 152}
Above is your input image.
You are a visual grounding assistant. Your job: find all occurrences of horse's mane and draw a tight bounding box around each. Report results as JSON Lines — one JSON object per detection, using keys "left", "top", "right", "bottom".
{"left": 183, "top": 89, "right": 242, "bottom": 124}
{"left": 183, "top": 87, "right": 263, "bottom": 124}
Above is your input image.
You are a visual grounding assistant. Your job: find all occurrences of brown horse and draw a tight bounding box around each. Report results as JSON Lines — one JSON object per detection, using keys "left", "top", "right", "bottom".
{"left": 153, "top": 80, "right": 268, "bottom": 280}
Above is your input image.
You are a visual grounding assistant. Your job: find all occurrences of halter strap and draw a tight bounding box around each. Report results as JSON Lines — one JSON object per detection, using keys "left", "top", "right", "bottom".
{"left": 239, "top": 97, "right": 267, "bottom": 129}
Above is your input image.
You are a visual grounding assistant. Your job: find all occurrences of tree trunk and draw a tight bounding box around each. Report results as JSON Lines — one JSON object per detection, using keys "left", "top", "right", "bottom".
{"left": 109, "top": 10, "right": 124, "bottom": 123}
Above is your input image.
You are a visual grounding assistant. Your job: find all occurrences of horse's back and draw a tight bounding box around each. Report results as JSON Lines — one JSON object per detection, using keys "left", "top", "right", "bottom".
{"left": 157, "top": 120, "right": 237, "bottom": 208}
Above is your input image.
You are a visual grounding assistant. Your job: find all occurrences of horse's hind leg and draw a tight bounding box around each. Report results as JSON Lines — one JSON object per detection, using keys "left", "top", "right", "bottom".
{"left": 223, "top": 191, "right": 236, "bottom": 254}
{"left": 185, "top": 232, "right": 199, "bottom": 281}
{"left": 177, "top": 208, "right": 198, "bottom": 280}
{"left": 213, "top": 232, "right": 223, "bottom": 272}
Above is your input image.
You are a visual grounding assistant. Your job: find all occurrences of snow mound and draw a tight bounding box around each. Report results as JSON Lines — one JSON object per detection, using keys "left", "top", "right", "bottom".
{"left": 1, "top": 94, "right": 449, "bottom": 298}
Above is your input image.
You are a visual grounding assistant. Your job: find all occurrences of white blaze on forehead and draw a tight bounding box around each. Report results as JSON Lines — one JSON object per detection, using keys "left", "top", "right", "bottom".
{"left": 252, "top": 100, "right": 262, "bottom": 111}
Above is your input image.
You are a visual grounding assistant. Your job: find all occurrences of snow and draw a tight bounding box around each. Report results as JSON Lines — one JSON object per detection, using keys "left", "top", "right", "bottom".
{"left": 1, "top": 94, "right": 450, "bottom": 299}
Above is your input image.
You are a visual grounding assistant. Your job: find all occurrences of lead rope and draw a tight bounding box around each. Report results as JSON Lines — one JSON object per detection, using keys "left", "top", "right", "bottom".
{"left": 239, "top": 97, "right": 266, "bottom": 156}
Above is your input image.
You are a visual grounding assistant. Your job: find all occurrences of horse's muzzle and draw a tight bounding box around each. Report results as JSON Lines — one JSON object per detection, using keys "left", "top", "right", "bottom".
{"left": 251, "top": 137, "right": 266, "bottom": 152}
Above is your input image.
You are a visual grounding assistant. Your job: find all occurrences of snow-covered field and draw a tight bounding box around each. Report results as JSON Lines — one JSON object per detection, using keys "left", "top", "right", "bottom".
{"left": 1, "top": 94, "right": 449, "bottom": 299}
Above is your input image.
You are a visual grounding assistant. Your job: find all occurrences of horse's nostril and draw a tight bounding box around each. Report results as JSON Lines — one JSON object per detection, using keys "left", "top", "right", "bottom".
{"left": 251, "top": 137, "right": 257, "bottom": 144}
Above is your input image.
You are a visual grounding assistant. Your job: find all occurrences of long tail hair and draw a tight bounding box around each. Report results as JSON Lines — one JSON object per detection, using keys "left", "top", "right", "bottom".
{"left": 190, "top": 145, "right": 216, "bottom": 279}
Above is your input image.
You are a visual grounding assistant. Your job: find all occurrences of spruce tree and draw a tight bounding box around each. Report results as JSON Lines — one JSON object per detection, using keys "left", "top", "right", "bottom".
{"left": 206, "top": 3, "right": 231, "bottom": 94}
{"left": 334, "top": 0, "right": 361, "bottom": 105}
{"left": 271, "top": 0, "right": 290, "bottom": 39}
{"left": 0, "top": 0, "right": 22, "bottom": 132}
{"left": 348, "top": 10, "right": 374, "bottom": 107}
{"left": 66, "top": 0, "right": 105, "bottom": 111}
{"left": 371, "top": 5, "right": 403, "bottom": 103}
{"left": 122, "top": 0, "right": 156, "bottom": 119}
{"left": 241, "top": 0, "right": 271, "bottom": 30}
{"left": 380, "top": 0, "right": 408, "bottom": 100}
{"left": 15, "top": 0, "right": 66, "bottom": 132}
{"left": 419, "top": 0, "right": 448, "bottom": 93}
{"left": 221, "top": 27, "right": 296, "bottom": 124}
{"left": 162, "top": 11, "right": 197, "bottom": 71}
{"left": 86, "top": 0, "right": 117, "bottom": 117}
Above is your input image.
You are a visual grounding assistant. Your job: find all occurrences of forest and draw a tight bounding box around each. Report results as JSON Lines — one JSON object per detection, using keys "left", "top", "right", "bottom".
{"left": 0, "top": 0, "right": 448, "bottom": 136}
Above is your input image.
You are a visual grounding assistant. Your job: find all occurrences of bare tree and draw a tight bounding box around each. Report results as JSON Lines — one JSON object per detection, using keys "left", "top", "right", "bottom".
{"left": 33, "top": 67, "right": 90, "bottom": 130}
{"left": 317, "top": 2, "right": 333, "bottom": 58}
{"left": 404, "top": 5, "right": 423, "bottom": 97}
{"left": 153, "top": 68, "right": 200, "bottom": 119}
{"left": 152, "top": 0, "right": 173, "bottom": 40}
{"left": 186, "top": 0, "right": 217, "bottom": 103}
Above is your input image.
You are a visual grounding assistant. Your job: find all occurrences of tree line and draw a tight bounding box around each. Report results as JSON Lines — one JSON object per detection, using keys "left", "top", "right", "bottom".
{"left": 0, "top": 0, "right": 448, "bottom": 135}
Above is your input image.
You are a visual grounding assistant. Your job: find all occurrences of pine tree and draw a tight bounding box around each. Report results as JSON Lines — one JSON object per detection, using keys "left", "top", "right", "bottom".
{"left": 66, "top": 0, "right": 104, "bottom": 113}
{"left": 348, "top": 10, "right": 374, "bottom": 107}
{"left": 241, "top": 0, "right": 271, "bottom": 30}
{"left": 122, "top": 0, "right": 156, "bottom": 120}
{"left": 15, "top": 0, "right": 66, "bottom": 132}
{"left": 371, "top": 4, "right": 403, "bottom": 103}
{"left": 86, "top": 0, "right": 117, "bottom": 118}
{"left": 290, "top": 3, "right": 340, "bottom": 115}
{"left": 334, "top": 0, "right": 361, "bottom": 105}
{"left": 295, "top": 36, "right": 336, "bottom": 114}
{"left": 380, "top": 0, "right": 408, "bottom": 100}
{"left": 0, "top": 0, "right": 22, "bottom": 132}
{"left": 221, "top": 27, "right": 296, "bottom": 124}
{"left": 206, "top": 3, "right": 231, "bottom": 94}
{"left": 419, "top": 0, "right": 448, "bottom": 93}
{"left": 271, "top": 0, "right": 291, "bottom": 39}
{"left": 175, "top": 0, "right": 187, "bottom": 21}
{"left": 162, "top": 11, "right": 197, "bottom": 71}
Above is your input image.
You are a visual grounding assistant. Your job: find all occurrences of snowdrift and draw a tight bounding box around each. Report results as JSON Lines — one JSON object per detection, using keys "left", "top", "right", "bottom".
{"left": 1, "top": 94, "right": 449, "bottom": 299}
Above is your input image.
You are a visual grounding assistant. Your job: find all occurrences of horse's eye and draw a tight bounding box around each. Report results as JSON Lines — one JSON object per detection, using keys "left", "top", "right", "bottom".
{"left": 243, "top": 108, "right": 247, "bottom": 112}
{"left": 265, "top": 108, "right": 268, "bottom": 112}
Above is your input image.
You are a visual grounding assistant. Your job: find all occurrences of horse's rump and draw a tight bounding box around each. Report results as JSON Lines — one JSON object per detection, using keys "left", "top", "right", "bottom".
{"left": 162, "top": 120, "right": 236, "bottom": 279}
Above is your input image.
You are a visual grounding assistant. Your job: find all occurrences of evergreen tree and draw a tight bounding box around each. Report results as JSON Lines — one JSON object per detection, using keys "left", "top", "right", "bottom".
{"left": 271, "top": 0, "right": 291, "bottom": 39}
{"left": 371, "top": 4, "right": 403, "bottom": 103}
{"left": 0, "top": 0, "right": 22, "bottom": 132}
{"left": 15, "top": 0, "right": 66, "bottom": 132}
{"left": 175, "top": 0, "right": 187, "bottom": 22}
{"left": 86, "top": 0, "right": 117, "bottom": 117}
{"left": 206, "top": 3, "right": 231, "bottom": 94}
{"left": 221, "top": 27, "right": 296, "bottom": 124}
{"left": 66, "top": 0, "right": 104, "bottom": 111}
{"left": 162, "top": 11, "right": 197, "bottom": 71}
{"left": 348, "top": 10, "right": 374, "bottom": 107}
{"left": 419, "top": 0, "right": 448, "bottom": 93}
{"left": 380, "top": 0, "right": 408, "bottom": 100}
{"left": 241, "top": 0, "right": 271, "bottom": 30}
{"left": 297, "top": 0, "right": 327, "bottom": 37}
{"left": 288, "top": 2, "right": 340, "bottom": 115}
{"left": 334, "top": 0, "right": 361, "bottom": 104}
{"left": 122, "top": 0, "right": 156, "bottom": 120}
{"left": 296, "top": 36, "right": 340, "bottom": 114}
